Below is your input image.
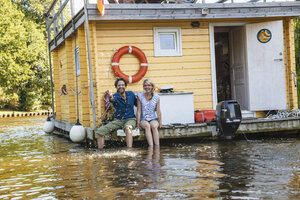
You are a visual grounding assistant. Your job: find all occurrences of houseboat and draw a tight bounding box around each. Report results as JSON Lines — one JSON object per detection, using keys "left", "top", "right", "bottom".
{"left": 44, "top": 0, "right": 300, "bottom": 146}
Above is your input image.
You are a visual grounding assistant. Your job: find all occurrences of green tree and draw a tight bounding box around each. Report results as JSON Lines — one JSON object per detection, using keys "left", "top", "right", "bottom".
{"left": 0, "top": 0, "right": 51, "bottom": 111}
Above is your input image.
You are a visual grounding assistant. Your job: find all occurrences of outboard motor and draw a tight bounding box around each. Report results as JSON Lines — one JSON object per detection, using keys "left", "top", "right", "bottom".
{"left": 215, "top": 100, "right": 242, "bottom": 139}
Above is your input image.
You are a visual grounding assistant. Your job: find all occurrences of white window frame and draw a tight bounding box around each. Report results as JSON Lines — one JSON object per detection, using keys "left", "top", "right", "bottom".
{"left": 153, "top": 27, "right": 182, "bottom": 57}
{"left": 74, "top": 46, "right": 80, "bottom": 76}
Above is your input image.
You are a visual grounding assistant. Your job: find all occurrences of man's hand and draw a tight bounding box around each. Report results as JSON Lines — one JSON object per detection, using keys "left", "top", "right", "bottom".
{"left": 105, "top": 90, "right": 114, "bottom": 102}
{"left": 106, "top": 89, "right": 113, "bottom": 97}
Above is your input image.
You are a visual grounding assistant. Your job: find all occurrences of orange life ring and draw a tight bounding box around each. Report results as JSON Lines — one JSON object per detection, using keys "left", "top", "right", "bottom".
{"left": 111, "top": 46, "right": 148, "bottom": 83}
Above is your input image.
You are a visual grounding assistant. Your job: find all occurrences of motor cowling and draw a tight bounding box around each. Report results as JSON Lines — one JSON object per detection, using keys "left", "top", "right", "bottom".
{"left": 216, "top": 100, "right": 242, "bottom": 139}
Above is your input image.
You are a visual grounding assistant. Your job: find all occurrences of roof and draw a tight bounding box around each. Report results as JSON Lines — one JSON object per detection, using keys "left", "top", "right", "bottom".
{"left": 87, "top": 2, "right": 300, "bottom": 20}
{"left": 46, "top": 1, "right": 300, "bottom": 51}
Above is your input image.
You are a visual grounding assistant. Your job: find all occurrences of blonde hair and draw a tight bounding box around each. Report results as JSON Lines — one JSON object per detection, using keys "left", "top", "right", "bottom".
{"left": 143, "top": 79, "right": 155, "bottom": 94}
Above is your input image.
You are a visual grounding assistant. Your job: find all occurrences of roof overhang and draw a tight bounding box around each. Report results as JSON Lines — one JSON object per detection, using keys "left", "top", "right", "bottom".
{"left": 48, "top": 2, "right": 300, "bottom": 51}
{"left": 87, "top": 2, "right": 300, "bottom": 20}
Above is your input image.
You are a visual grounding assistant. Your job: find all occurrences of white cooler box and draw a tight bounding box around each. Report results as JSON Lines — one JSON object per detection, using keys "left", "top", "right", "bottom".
{"left": 158, "top": 92, "right": 194, "bottom": 125}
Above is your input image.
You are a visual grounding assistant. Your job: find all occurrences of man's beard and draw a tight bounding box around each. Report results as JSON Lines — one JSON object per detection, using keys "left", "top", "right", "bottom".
{"left": 118, "top": 88, "right": 125, "bottom": 94}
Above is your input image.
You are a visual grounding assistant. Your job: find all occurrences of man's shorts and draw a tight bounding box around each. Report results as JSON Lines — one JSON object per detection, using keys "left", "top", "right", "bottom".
{"left": 95, "top": 118, "right": 136, "bottom": 137}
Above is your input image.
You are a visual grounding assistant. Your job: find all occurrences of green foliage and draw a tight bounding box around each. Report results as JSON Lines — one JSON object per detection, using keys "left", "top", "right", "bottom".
{"left": 0, "top": 0, "right": 52, "bottom": 111}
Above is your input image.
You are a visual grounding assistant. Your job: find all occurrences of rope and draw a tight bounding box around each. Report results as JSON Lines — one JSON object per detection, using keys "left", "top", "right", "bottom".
{"left": 62, "top": 88, "right": 68, "bottom": 95}
{"left": 242, "top": 132, "right": 251, "bottom": 142}
{"left": 96, "top": 105, "right": 111, "bottom": 122}
{"left": 56, "top": 90, "right": 63, "bottom": 96}
{"left": 265, "top": 109, "right": 300, "bottom": 119}
{"left": 96, "top": 92, "right": 112, "bottom": 123}
{"left": 70, "top": 87, "right": 81, "bottom": 95}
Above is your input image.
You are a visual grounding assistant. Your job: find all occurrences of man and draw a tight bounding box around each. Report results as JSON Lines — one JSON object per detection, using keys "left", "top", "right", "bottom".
{"left": 96, "top": 78, "right": 137, "bottom": 149}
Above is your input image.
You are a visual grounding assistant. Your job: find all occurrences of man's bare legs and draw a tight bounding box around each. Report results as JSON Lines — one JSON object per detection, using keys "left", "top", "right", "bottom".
{"left": 97, "top": 135, "right": 105, "bottom": 149}
{"left": 125, "top": 126, "right": 133, "bottom": 147}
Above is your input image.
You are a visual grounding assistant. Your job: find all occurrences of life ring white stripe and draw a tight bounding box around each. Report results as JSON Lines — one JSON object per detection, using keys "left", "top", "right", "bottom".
{"left": 128, "top": 46, "right": 132, "bottom": 54}
{"left": 140, "top": 63, "right": 148, "bottom": 66}
{"left": 129, "top": 76, "right": 132, "bottom": 83}
{"left": 111, "top": 62, "right": 119, "bottom": 66}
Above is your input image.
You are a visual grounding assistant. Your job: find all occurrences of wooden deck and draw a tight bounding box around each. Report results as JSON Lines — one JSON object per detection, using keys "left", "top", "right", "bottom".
{"left": 51, "top": 116, "right": 300, "bottom": 147}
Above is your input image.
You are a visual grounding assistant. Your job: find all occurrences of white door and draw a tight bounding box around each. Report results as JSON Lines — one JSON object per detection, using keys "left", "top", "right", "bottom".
{"left": 246, "top": 20, "right": 287, "bottom": 111}
{"left": 229, "top": 27, "right": 247, "bottom": 110}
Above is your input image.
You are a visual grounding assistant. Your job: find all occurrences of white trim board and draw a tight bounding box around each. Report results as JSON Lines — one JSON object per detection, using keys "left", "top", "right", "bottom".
{"left": 209, "top": 22, "right": 247, "bottom": 109}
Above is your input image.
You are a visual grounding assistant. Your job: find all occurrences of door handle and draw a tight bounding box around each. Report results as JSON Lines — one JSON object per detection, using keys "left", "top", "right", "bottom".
{"left": 274, "top": 58, "right": 283, "bottom": 61}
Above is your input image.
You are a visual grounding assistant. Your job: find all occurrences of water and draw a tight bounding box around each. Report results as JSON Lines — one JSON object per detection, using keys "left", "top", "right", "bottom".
{"left": 0, "top": 117, "right": 299, "bottom": 199}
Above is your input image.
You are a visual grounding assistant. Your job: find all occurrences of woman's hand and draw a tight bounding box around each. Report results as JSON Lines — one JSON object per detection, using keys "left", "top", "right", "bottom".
{"left": 136, "top": 123, "right": 140, "bottom": 130}
{"left": 159, "top": 122, "right": 162, "bottom": 128}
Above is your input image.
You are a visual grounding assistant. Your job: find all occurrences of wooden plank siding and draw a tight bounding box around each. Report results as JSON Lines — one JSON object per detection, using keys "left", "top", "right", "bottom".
{"left": 58, "top": 45, "right": 69, "bottom": 121}
{"left": 77, "top": 26, "right": 91, "bottom": 127}
{"left": 93, "top": 20, "right": 213, "bottom": 116}
{"left": 53, "top": 27, "right": 92, "bottom": 126}
{"left": 88, "top": 22, "right": 98, "bottom": 129}
{"left": 282, "top": 18, "right": 298, "bottom": 110}
{"left": 50, "top": 15, "right": 298, "bottom": 128}
{"left": 52, "top": 51, "right": 62, "bottom": 120}
{"left": 65, "top": 38, "right": 76, "bottom": 124}
{"left": 286, "top": 18, "right": 298, "bottom": 109}
{"left": 56, "top": 42, "right": 70, "bottom": 122}
{"left": 92, "top": 21, "right": 104, "bottom": 126}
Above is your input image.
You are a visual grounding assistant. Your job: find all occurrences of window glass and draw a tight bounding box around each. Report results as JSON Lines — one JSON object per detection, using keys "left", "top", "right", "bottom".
{"left": 160, "top": 33, "right": 175, "bottom": 50}
{"left": 154, "top": 27, "right": 182, "bottom": 57}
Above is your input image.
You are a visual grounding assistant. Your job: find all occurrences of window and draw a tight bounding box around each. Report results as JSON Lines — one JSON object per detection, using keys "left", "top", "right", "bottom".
{"left": 154, "top": 27, "right": 182, "bottom": 57}
{"left": 74, "top": 46, "right": 80, "bottom": 76}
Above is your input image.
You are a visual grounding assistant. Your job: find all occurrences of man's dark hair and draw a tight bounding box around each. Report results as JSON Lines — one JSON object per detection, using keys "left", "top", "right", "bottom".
{"left": 114, "top": 78, "right": 127, "bottom": 88}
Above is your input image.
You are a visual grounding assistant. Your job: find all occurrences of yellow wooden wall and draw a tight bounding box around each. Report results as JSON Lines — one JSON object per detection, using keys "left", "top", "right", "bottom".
{"left": 93, "top": 20, "right": 212, "bottom": 121}
{"left": 77, "top": 25, "right": 94, "bottom": 127}
{"left": 52, "top": 39, "right": 76, "bottom": 123}
{"left": 51, "top": 17, "right": 298, "bottom": 127}
{"left": 283, "top": 18, "right": 298, "bottom": 109}
{"left": 52, "top": 50, "right": 61, "bottom": 120}
{"left": 52, "top": 28, "right": 92, "bottom": 126}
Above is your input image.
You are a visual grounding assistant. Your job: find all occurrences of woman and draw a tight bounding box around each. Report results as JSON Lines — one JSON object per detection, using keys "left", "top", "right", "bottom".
{"left": 136, "top": 79, "right": 162, "bottom": 146}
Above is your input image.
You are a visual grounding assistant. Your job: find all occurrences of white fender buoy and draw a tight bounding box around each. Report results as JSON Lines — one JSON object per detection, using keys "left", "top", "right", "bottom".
{"left": 43, "top": 117, "right": 54, "bottom": 133}
{"left": 69, "top": 122, "right": 86, "bottom": 143}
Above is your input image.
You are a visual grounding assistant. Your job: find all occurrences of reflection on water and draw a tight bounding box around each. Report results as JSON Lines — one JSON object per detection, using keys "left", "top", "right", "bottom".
{"left": 0, "top": 117, "right": 299, "bottom": 199}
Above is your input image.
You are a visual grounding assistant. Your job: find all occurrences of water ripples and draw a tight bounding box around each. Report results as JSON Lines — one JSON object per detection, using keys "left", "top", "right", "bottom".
{"left": 0, "top": 117, "right": 299, "bottom": 199}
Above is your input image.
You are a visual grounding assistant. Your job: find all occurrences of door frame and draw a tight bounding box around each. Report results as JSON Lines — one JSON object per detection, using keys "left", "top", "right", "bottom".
{"left": 209, "top": 22, "right": 247, "bottom": 109}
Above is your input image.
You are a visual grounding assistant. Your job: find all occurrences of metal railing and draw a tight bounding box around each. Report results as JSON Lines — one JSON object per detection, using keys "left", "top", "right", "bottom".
{"left": 45, "top": 0, "right": 296, "bottom": 45}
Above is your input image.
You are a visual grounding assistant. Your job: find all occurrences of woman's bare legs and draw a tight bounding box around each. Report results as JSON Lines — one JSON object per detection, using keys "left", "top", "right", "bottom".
{"left": 140, "top": 120, "right": 153, "bottom": 146}
{"left": 150, "top": 120, "right": 160, "bottom": 146}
